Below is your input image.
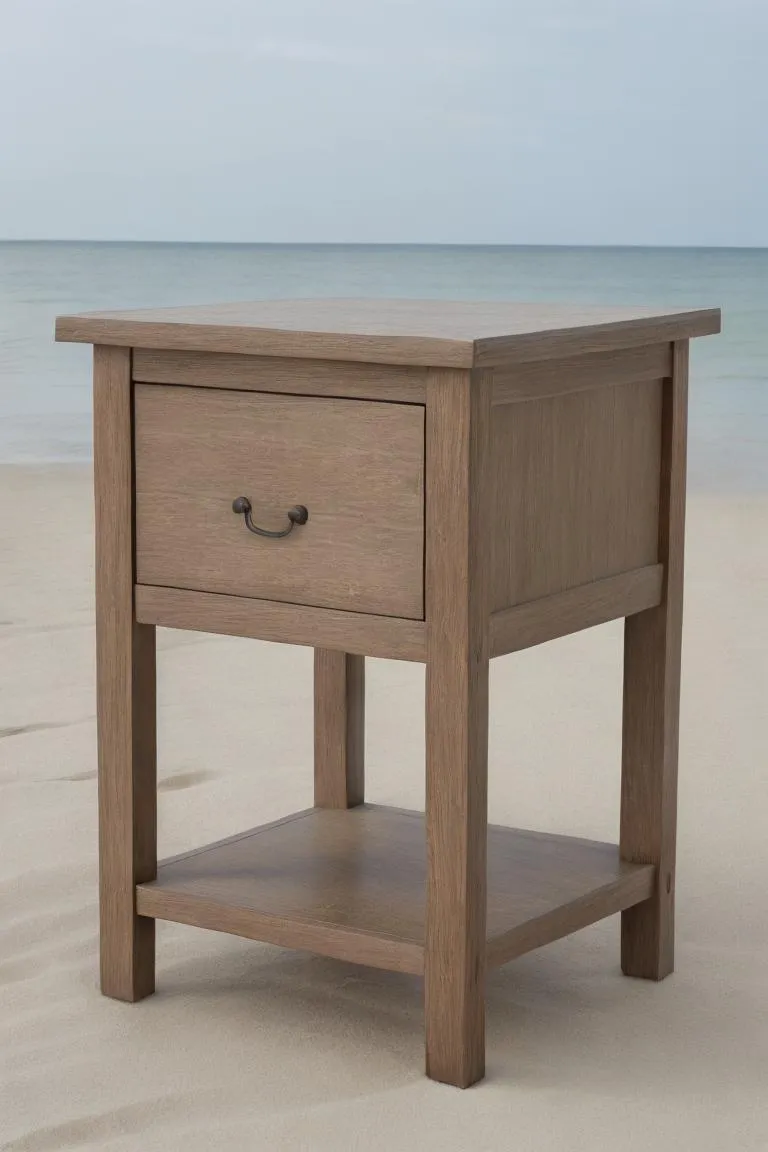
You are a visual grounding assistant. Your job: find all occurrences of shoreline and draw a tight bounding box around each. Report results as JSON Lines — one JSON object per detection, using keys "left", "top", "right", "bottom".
{"left": 2, "top": 456, "right": 767, "bottom": 494}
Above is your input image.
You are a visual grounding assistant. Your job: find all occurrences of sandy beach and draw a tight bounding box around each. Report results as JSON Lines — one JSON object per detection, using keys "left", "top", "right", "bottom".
{"left": 2, "top": 462, "right": 767, "bottom": 1150}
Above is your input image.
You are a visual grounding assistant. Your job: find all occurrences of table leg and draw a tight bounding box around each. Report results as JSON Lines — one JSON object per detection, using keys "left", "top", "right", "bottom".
{"left": 424, "top": 369, "right": 491, "bottom": 1087}
{"left": 94, "top": 345, "right": 157, "bottom": 1001}
{"left": 314, "top": 650, "right": 365, "bottom": 808}
{"left": 620, "top": 341, "right": 688, "bottom": 980}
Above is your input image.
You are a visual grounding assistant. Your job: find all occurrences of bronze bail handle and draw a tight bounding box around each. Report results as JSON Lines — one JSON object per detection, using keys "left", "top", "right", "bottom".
{"left": 232, "top": 496, "right": 309, "bottom": 539}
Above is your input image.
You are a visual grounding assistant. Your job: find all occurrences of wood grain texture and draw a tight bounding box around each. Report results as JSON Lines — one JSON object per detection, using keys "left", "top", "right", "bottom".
{"left": 486, "top": 843, "right": 655, "bottom": 968}
{"left": 132, "top": 349, "right": 427, "bottom": 403}
{"left": 93, "top": 345, "right": 157, "bottom": 1002}
{"left": 620, "top": 341, "right": 689, "bottom": 980}
{"left": 490, "top": 378, "right": 663, "bottom": 612}
{"left": 314, "top": 650, "right": 365, "bottom": 808}
{"left": 135, "top": 585, "right": 427, "bottom": 661}
{"left": 55, "top": 299, "right": 720, "bottom": 368}
{"left": 134, "top": 385, "right": 425, "bottom": 619}
{"left": 424, "top": 367, "right": 491, "bottom": 1088}
{"left": 474, "top": 313, "right": 716, "bottom": 368}
{"left": 490, "top": 565, "right": 663, "bottom": 658}
{"left": 492, "top": 343, "right": 672, "bottom": 404}
{"left": 135, "top": 805, "right": 655, "bottom": 978}
{"left": 156, "top": 808, "right": 315, "bottom": 867}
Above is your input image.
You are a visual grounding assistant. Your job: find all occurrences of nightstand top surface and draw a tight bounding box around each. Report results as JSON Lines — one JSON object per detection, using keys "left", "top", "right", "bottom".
{"left": 56, "top": 297, "right": 720, "bottom": 368}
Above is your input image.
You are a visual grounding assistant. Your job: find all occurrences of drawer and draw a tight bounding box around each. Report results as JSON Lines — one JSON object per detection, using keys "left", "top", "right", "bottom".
{"left": 134, "top": 385, "right": 425, "bottom": 619}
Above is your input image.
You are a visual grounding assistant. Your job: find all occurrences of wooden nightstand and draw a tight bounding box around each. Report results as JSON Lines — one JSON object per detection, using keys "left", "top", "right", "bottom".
{"left": 56, "top": 298, "right": 720, "bottom": 1088}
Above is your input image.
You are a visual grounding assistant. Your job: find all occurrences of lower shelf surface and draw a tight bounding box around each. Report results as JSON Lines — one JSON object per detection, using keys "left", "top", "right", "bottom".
{"left": 136, "top": 804, "right": 655, "bottom": 975}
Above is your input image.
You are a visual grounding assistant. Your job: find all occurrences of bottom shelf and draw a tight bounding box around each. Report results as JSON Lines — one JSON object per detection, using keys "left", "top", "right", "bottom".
{"left": 136, "top": 805, "right": 655, "bottom": 975}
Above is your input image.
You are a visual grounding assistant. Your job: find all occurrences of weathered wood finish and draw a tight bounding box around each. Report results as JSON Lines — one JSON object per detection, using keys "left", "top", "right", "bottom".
{"left": 474, "top": 311, "right": 718, "bottom": 367}
{"left": 135, "top": 569, "right": 663, "bottom": 668}
{"left": 64, "top": 297, "right": 719, "bottom": 1089}
{"left": 135, "top": 585, "right": 427, "bottom": 661}
{"left": 135, "top": 805, "right": 655, "bottom": 978}
{"left": 314, "top": 650, "right": 365, "bottom": 808}
{"left": 93, "top": 346, "right": 157, "bottom": 1002}
{"left": 486, "top": 839, "right": 655, "bottom": 968}
{"left": 492, "top": 342, "right": 672, "bottom": 404}
{"left": 490, "top": 378, "right": 663, "bottom": 612}
{"left": 56, "top": 299, "right": 721, "bottom": 368}
{"left": 424, "top": 368, "right": 492, "bottom": 1088}
{"left": 620, "top": 341, "right": 689, "bottom": 980}
{"left": 490, "top": 565, "right": 663, "bottom": 658}
{"left": 134, "top": 385, "right": 425, "bottom": 619}
{"left": 133, "top": 349, "right": 427, "bottom": 404}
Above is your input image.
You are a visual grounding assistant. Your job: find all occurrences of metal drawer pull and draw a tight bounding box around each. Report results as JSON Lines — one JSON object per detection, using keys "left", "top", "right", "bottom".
{"left": 232, "top": 496, "right": 309, "bottom": 539}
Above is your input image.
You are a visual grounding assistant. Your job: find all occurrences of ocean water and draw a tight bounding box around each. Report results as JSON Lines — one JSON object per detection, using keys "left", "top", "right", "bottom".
{"left": 1, "top": 241, "right": 766, "bottom": 490}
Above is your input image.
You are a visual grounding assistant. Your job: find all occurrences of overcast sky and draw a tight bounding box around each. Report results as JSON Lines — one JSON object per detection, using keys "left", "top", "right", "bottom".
{"left": 1, "top": 0, "right": 766, "bottom": 245}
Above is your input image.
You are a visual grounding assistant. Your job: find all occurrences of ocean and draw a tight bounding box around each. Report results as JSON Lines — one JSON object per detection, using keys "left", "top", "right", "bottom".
{"left": 1, "top": 241, "right": 766, "bottom": 490}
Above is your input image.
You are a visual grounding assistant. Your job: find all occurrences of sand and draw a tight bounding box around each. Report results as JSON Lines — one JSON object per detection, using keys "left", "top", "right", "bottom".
{"left": 1, "top": 464, "right": 767, "bottom": 1151}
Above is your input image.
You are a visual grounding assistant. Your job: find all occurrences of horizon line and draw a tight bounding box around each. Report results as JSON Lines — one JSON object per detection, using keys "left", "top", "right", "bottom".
{"left": 1, "top": 238, "right": 768, "bottom": 252}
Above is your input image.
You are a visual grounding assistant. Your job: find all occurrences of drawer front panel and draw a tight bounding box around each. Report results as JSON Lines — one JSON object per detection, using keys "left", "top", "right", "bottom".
{"left": 135, "top": 385, "right": 425, "bottom": 618}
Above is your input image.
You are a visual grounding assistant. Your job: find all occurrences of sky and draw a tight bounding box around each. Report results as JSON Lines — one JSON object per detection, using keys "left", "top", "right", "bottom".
{"left": 1, "top": 0, "right": 767, "bottom": 245}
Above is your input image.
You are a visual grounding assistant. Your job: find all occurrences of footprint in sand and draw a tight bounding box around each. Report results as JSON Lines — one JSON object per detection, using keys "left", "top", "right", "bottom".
{"left": 158, "top": 769, "right": 213, "bottom": 791}
{"left": 51, "top": 768, "right": 214, "bottom": 787}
